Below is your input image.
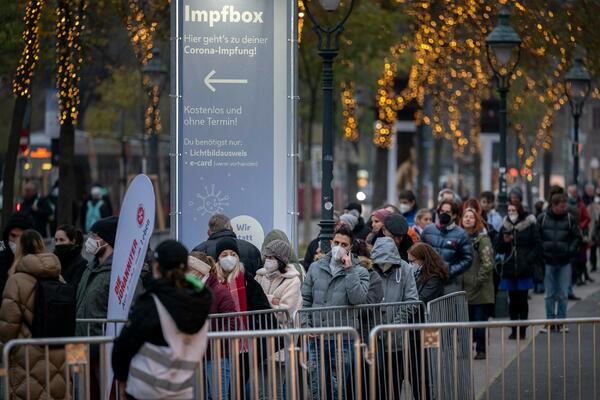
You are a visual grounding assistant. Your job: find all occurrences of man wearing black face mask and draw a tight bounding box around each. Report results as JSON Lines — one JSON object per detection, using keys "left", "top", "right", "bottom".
{"left": 421, "top": 200, "right": 474, "bottom": 294}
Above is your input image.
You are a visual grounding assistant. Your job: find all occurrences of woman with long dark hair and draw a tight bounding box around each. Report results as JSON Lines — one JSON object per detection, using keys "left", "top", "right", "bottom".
{"left": 496, "top": 200, "right": 541, "bottom": 339}
{"left": 53, "top": 224, "right": 86, "bottom": 287}
{"left": 407, "top": 242, "right": 449, "bottom": 303}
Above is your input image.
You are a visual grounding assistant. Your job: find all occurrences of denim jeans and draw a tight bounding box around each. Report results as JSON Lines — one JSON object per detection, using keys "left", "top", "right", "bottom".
{"left": 204, "top": 358, "right": 231, "bottom": 400}
{"left": 468, "top": 304, "right": 490, "bottom": 353}
{"left": 544, "top": 264, "right": 571, "bottom": 319}
{"left": 308, "top": 339, "right": 354, "bottom": 399}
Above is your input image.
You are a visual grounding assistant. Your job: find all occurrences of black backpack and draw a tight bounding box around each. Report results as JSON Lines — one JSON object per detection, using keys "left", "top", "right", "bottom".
{"left": 30, "top": 279, "right": 76, "bottom": 338}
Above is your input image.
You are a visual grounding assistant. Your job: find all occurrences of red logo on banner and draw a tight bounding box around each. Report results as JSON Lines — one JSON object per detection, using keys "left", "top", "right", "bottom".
{"left": 137, "top": 205, "right": 145, "bottom": 227}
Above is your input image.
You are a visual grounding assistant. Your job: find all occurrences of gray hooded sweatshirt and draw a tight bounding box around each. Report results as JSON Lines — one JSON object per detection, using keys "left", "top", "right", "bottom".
{"left": 371, "top": 237, "right": 419, "bottom": 305}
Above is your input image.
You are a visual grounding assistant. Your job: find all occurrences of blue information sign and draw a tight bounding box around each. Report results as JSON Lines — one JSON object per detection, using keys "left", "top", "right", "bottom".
{"left": 173, "top": 0, "right": 297, "bottom": 250}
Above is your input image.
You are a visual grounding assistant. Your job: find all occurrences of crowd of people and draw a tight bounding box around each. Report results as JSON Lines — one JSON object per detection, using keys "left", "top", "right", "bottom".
{"left": 0, "top": 182, "right": 597, "bottom": 398}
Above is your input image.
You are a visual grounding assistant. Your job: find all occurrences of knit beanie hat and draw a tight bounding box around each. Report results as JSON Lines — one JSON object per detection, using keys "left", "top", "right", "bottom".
{"left": 384, "top": 213, "right": 409, "bottom": 237}
{"left": 2, "top": 213, "right": 34, "bottom": 244}
{"left": 264, "top": 239, "right": 291, "bottom": 265}
{"left": 216, "top": 237, "right": 239, "bottom": 258}
{"left": 90, "top": 216, "right": 119, "bottom": 248}
{"left": 154, "top": 240, "right": 188, "bottom": 270}
{"left": 372, "top": 208, "right": 391, "bottom": 222}
{"left": 340, "top": 213, "right": 358, "bottom": 230}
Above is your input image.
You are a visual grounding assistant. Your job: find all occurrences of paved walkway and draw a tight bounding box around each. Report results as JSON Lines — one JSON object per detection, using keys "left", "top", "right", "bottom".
{"left": 474, "top": 268, "right": 600, "bottom": 400}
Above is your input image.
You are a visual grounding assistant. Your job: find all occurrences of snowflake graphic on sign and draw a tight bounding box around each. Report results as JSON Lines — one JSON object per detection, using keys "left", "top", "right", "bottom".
{"left": 189, "top": 184, "right": 230, "bottom": 216}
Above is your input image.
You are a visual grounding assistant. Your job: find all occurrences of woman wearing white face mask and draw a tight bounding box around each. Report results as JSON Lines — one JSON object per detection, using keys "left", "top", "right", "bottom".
{"left": 255, "top": 240, "right": 302, "bottom": 314}
{"left": 496, "top": 200, "right": 542, "bottom": 340}
{"left": 215, "top": 238, "right": 271, "bottom": 400}
{"left": 215, "top": 237, "right": 271, "bottom": 313}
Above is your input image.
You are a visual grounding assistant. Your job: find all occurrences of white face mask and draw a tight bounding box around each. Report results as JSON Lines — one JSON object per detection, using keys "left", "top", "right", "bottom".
{"left": 85, "top": 237, "right": 102, "bottom": 256}
{"left": 331, "top": 245, "right": 347, "bottom": 262}
{"left": 399, "top": 204, "right": 411, "bottom": 214}
{"left": 8, "top": 241, "right": 17, "bottom": 254}
{"left": 264, "top": 258, "right": 279, "bottom": 273}
{"left": 595, "top": 196, "right": 600, "bottom": 204}
{"left": 508, "top": 213, "right": 518, "bottom": 223}
{"left": 220, "top": 255, "right": 238, "bottom": 272}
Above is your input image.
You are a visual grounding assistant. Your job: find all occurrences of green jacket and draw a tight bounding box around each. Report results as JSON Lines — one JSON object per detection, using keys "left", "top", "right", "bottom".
{"left": 75, "top": 255, "right": 145, "bottom": 336}
{"left": 76, "top": 255, "right": 113, "bottom": 336}
{"left": 458, "top": 231, "right": 495, "bottom": 305}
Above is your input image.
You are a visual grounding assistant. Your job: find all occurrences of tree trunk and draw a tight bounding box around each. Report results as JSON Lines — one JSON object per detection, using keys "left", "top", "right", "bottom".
{"left": 372, "top": 147, "right": 388, "bottom": 207}
{"left": 58, "top": 118, "right": 76, "bottom": 225}
{"left": 2, "top": 96, "right": 27, "bottom": 226}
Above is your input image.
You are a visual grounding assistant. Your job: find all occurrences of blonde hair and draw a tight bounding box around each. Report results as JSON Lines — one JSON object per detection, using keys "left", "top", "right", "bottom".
{"left": 216, "top": 258, "right": 245, "bottom": 284}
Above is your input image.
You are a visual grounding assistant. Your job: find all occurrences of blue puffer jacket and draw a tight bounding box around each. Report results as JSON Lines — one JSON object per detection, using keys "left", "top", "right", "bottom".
{"left": 421, "top": 223, "right": 474, "bottom": 280}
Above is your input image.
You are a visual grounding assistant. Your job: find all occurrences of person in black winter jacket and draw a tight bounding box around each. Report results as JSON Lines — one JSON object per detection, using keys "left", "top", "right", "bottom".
{"left": 421, "top": 200, "right": 473, "bottom": 294}
{"left": 112, "top": 240, "right": 212, "bottom": 399}
{"left": 53, "top": 224, "right": 87, "bottom": 288}
{"left": 537, "top": 193, "right": 582, "bottom": 324}
{"left": 0, "top": 213, "right": 34, "bottom": 296}
{"left": 496, "top": 201, "right": 542, "bottom": 339}
{"left": 193, "top": 213, "right": 262, "bottom": 276}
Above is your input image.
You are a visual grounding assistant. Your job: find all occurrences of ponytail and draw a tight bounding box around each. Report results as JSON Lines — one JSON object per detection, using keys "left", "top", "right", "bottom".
{"left": 161, "top": 263, "right": 188, "bottom": 289}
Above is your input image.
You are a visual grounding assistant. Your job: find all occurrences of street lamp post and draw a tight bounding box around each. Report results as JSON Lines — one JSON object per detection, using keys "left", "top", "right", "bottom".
{"left": 485, "top": 6, "right": 521, "bottom": 216}
{"left": 142, "top": 48, "right": 168, "bottom": 176}
{"left": 565, "top": 57, "right": 592, "bottom": 187}
{"left": 303, "top": 0, "right": 355, "bottom": 254}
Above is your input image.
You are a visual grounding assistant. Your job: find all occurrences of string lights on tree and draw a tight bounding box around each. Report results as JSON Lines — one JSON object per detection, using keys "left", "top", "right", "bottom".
{"left": 371, "top": 0, "right": 595, "bottom": 174}
{"left": 13, "top": 0, "right": 46, "bottom": 98}
{"left": 341, "top": 81, "right": 359, "bottom": 142}
{"left": 56, "top": 0, "right": 86, "bottom": 125}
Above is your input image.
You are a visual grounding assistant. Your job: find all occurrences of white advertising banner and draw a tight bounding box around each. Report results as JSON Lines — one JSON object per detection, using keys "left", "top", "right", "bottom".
{"left": 104, "top": 174, "right": 155, "bottom": 398}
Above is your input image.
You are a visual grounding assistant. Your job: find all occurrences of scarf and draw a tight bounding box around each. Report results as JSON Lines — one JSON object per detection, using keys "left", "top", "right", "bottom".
{"left": 226, "top": 272, "right": 249, "bottom": 350}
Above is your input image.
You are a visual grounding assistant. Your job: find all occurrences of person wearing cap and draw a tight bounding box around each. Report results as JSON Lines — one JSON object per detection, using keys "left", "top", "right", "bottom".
{"left": 344, "top": 202, "right": 371, "bottom": 240}
{"left": 421, "top": 199, "right": 473, "bottom": 294}
{"left": 112, "top": 240, "right": 212, "bottom": 400}
{"left": 382, "top": 213, "right": 415, "bottom": 262}
{"left": 255, "top": 239, "right": 302, "bottom": 315}
{"left": 76, "top": 216, "right": 144, "bottom": 338}
{"left": 0, "top": 213, "right": 34, "bottom": 296}
{"left": 261, "top": 229, "right": 306, "bottom": 282}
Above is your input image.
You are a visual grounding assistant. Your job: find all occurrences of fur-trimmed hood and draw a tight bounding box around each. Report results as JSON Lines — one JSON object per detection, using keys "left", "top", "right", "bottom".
{"left": 502, "top": 214, "right": 537, "bottom": 232}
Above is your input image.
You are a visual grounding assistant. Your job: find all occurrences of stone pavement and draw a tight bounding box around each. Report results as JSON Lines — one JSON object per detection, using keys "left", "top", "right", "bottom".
{"left": 474, "top": 268, "right": 600, "bottom": 400}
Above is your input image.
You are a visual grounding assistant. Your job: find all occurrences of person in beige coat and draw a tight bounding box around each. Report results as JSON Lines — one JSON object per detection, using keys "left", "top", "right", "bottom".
{"left": 255, "top": 239, "right": 302, "bottom": 316}
{"left": 0, "top": 229, "right": 67, "bottom": 400}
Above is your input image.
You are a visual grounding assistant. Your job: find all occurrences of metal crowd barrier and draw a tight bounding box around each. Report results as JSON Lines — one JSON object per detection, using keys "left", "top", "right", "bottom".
{"left": 1, "top": 336, "right": 114, "bottom": 400}
{"left": 426, "top": 291, "right": 470, "bottom": 400}
{"left": 369, "top": 318, "right": 600, "bottom": 400}
{"left": 76, "top": 318, "right": 128, "bottom": 336}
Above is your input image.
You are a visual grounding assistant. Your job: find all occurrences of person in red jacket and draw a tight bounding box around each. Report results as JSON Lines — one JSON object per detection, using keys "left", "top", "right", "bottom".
{"left": 568, "top": 185, "right": 593, "bottom": 286}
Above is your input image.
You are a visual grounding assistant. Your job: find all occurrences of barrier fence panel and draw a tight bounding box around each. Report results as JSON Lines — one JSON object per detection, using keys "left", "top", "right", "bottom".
{"left": 296, "top": 301, "right": 425, "bottom": 398}
{"left": 369, "top": 318, "right": 600, "bottom": 400}
{"left": 1, "top": 336, "right": 114, "bottom": 400}
{"left": 426, "top": 291, "right": 470, "bottom": 400}
{"left": 208, "top": 308, "right": 293, "bottom": 332}
{"left": 76, "top": 318, "right": 128, "bottom": 337}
